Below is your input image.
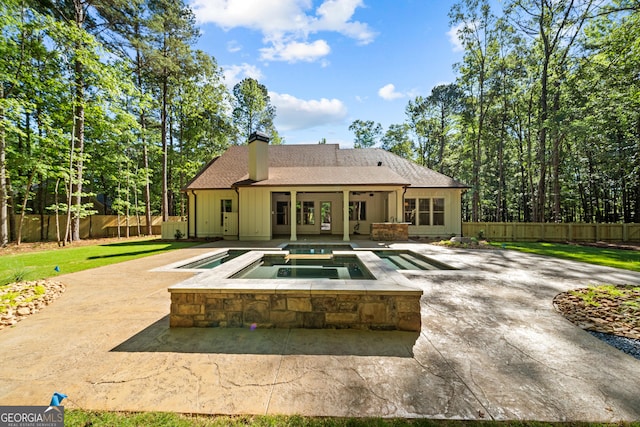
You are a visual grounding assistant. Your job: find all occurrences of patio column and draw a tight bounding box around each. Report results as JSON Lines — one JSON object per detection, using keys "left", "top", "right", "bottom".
{"left": 342, "top": 190, "right": 350, "bottom": 241}
{"left": 396, "top": 189, "right": 404, "bottom": 223}
{"left": 290, "top": 190, "right": 297, "bottom": 241}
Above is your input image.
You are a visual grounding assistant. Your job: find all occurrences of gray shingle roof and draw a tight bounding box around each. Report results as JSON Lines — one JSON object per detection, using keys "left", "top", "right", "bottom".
{"left": 185, "top": 144, "right": 467, "bottom": 190}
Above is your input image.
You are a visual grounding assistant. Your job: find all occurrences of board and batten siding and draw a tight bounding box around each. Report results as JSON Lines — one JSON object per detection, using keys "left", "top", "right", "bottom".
{"left": 238, "top": 187, "right": 272, "bottom": 240}
{"left": 405, "top": 188, "right": 463, "bottom": 238}
{"left": 188, "top": 189, "right": 238, "bottom": 238}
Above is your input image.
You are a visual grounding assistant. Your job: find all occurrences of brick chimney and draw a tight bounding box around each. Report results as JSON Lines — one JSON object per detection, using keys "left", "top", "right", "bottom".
{"left": 248, "top": 131, "right": 269, "bottom": 181}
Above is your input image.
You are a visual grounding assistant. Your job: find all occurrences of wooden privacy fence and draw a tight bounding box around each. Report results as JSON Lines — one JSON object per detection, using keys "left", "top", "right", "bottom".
{"left": 13, "top": 216, "right": 640, "bottom": 243}
{"left": 463, "top": 222, "right": 640, "bottom": 243}
{"left": 14, "top": 215, "right": 183, "bottom": 242}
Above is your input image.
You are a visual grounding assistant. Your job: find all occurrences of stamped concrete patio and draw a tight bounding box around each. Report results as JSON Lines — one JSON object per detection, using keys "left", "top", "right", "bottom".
{"left": 0, "top": 240, "right": 639, "bottom": 421}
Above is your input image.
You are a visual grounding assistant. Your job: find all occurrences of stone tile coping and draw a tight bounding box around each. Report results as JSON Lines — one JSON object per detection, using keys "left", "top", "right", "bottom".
{"left": 167, "top": 249, "right": 421, "bottom": 296}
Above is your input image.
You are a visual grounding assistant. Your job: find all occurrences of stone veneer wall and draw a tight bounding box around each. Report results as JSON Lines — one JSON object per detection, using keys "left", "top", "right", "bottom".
{"left": 170, "top": 290, "right": 421, "bottom": 331}
{"left": 370, "top": 223, "right": 409, "bottom": 241}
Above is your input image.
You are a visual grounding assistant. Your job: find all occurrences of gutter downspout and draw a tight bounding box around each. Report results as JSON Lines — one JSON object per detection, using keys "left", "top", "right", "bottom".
{"left": 191, "top": 190, "right": 197, "bottom": 238}
{"left": 402, "top": 185, "right": 408, "bottom": 223}
{"left": 185, "top": 191, "right": 190, "bottom": 239}
{"left": 460, "top": 189, "right": 466, "bottom": 237}
{"left": 234, "top": 187, "right": 240, "bottom": 240}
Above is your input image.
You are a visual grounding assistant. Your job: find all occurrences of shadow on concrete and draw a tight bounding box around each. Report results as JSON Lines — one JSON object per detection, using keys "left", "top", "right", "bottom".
{"left": 416, "top": 269, "right": 640, "bottom": 419}
{"left": 112, "top": 316, "right": 419, "bottom": 357}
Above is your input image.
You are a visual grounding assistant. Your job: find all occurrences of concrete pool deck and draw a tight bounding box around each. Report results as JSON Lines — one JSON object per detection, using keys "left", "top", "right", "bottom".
{"left": 0, "top": 240, "right": 639, "bottom": 421}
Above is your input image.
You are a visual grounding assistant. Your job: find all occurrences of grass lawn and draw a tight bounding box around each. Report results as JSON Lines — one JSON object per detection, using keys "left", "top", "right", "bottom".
{"left": 0, "top": 238, "right": 200, "bottom": 285}
{"left": 490, "top": 242, "right": 640, "bottom": 272}
{"left": 65, "top": 410, "right": 637, "bottom": 427}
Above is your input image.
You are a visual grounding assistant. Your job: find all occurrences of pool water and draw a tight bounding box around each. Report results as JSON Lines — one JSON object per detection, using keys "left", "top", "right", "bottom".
{"left": 231, "top": 254, "right": 374, "bottom": 280}
{"left": 174, "top": 246, "right": 454, "bottom": 274}
{"left": 178, "top": 250, "right": 249, "bottom": 269}
{"left": 372, "top": 250, "right": 456, "bottom": 270}
{"left": 282, "top": 243, "right": 353, "bottom": 254}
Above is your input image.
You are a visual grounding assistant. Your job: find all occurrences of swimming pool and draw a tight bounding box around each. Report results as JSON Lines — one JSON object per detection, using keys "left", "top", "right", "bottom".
{"left": 371, "top": 250, "right": 456, "bottom": 271}
{"left": 168, "top": 249, "right": 423, "bottom": 331}
{"left": 230, "top": 254, "right": 375, "bottom": 279}
{"left": 177, "top": 249, "right": 250, "bottom": 269}
{"left": 170, "top": 245, "right": 453, "bottom": 273}
{"left": 281, "top": 243, "right": 354, "bottom": 254}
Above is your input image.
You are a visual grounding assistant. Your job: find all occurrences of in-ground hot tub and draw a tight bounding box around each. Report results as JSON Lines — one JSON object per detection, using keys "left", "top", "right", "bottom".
{"left": 168, "top": 250, "right": 422, "bottom": 331}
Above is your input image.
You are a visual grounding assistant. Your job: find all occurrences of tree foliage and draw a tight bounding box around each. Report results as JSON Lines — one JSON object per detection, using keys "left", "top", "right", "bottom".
{"left": 0, "top": 0, "right": 262, "bottom": 244}
{"left": 362, "top": 0, "right": 640, "bottom": 224}
{"left": 349, "top": 119, "right": 383, "bottom": 148}
{"left": 232, "top": 77, "right": 278, "bottom": 144}
{"left": 2, "top": 0, "right": 638, "bottom": 246}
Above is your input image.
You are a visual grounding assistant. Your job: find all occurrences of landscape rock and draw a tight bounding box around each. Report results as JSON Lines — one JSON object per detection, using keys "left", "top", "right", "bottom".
{"left": 0, "top": 280, "right": 65, "bottom": 330}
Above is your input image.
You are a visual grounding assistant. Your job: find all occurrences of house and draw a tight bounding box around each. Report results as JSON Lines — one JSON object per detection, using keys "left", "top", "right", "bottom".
{"left": 183, "top": 132, "right": 467, "bottom": 241}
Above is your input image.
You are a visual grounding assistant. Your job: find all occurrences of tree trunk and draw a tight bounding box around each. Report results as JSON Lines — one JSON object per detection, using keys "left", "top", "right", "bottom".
{"left": 438, "top": 107, "right": 446, "bottom": 173}
{"left": 161, "top": 73, "right": 169, "bottom": 222}
{"left": 71, "top": 57, "right": 85, "bottom": 241}
{"left": 536, "top": 53, "right": 549, "bottom": 223}
{"left": 0, "top": 86, "right": 8, "bottom": 246}
{"left": 472, "top": 69, "right": 487, "bottom": 222}
{"left": 39, "top": 175, "right": 46, "bottom": 241}
{"left": 496, "top": 110, "right": 507, "bottom": 222}
{"left": 70, "top": 0, "right": 86, "bottom": 242}
{"left": 142, "top": 127, "right": 153, "bottom": 235}
{"left": 16, "top": 165, "right": 39, "bottom": 245}
{"left": 54, "top": 179, "right": 62, "bottom": 246}
{"left": 125, "top": 163, "right": 130, "bottom": 238}
{"left": 64, "top": 129, "right": 73, "bottom": 245}
{"left": 168, "top": 105, "right": 175, "bottom": 217}
{"left": 134, "top": 43, "right": 153, "bottom": 236}
{"left": 551, "top": 84, "right": 562, "bottom": 222}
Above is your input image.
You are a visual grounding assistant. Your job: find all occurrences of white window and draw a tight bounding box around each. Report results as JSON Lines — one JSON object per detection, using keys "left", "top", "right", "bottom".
{"left": 404, "top": 197, "right": 445, "bottom": 226}
{"left": 404, "top": 199, "right": 416, "bottom": 224}
{"left": 297, "top": 201, "right": 315, "bottom": 225}
{"left": 433, "top": 198, "right": 445, "bottom": 225}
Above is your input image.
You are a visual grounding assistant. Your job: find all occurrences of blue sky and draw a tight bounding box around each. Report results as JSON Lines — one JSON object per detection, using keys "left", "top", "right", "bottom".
{"left": 189, "top": 0, "right": 466, "bottom": 147}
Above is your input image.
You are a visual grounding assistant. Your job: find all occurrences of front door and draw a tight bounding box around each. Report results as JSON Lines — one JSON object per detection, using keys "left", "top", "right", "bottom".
{"left": 321, "top": 201, "right": 331, "bottom": 233}
{"left": 221, "top": 199, "right": 236, "bottom": 236}
{"left": 272, "top": 199, "right": 290, "bottom": 236}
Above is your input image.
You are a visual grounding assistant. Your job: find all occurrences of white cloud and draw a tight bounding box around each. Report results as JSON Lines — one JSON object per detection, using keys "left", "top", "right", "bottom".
{"left": 222, "top": 63, "right": 264, "bottom": 88}
{"left": 260, "top": 39, "right": 330, "bottom": 63}
{"left": 190, "top": 0, "right": 376, "bottom": 63}
{"left": 227, "top": 40, "right": 242, "bottom": 53}
{"left": 447, "top": 23, "right": 465, "bottom": 52}
{"left": 378, "top": 83, "right": 404, "bottom": 101}
{"left": 270, "top": 91, "right": 348, "bottom": 131}
{"left": 312, "top": 0, "right": 376, "bottom": 45}
{"left": 190, "top": 0, "right": 304, "bottom": 31}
